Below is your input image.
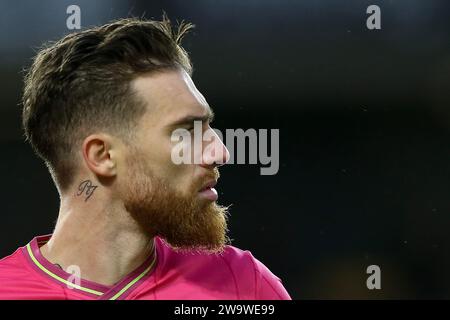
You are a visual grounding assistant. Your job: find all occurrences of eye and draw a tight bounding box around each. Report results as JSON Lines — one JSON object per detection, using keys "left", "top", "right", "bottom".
{"left": 187, "top": 121, "right": 204, "bottom": 132}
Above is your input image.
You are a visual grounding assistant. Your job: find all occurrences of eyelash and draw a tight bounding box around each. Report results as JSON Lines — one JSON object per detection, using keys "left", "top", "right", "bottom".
{"left": 186, "top": 121, "right": 212, "bottom": 131}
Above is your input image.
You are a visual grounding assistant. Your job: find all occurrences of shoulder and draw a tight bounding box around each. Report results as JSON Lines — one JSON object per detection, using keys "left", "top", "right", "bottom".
{"left": 0, "top": 247, "right": 63, "bottom": 299}
{"left": 221, "top": 245, "right": 292, "bottom": 300}
{"left": 0, "top": 248, "right": 34, "bottom": 298}
{"left": 155, "top": 238, "right": 291, "bottom": 300}
{"left": 0, "top": 247, "right": 27, "bottom": 275}
{"left": 155, "top": 237, "right": 254, "bottom": 272}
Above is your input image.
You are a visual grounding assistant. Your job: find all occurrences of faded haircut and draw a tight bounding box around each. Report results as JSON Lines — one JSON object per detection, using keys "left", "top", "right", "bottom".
{"left": 22, "top": 15, "right": 194, "bottom": 192}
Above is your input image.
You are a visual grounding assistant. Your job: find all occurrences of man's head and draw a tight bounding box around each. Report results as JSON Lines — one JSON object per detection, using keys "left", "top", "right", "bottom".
{"left": 22, "top": 16, "right": 231, "bottom": 253}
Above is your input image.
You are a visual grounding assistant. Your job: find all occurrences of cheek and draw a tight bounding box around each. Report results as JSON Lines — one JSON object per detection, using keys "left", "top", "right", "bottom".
{"left": 165, "top": 163, "right": 196, "bottom": 194}
{"left": 152, "top": 140, "right": 195, "bottom": 191}
{"left": 138, "top": 129, "right": 197, "bottom": 193}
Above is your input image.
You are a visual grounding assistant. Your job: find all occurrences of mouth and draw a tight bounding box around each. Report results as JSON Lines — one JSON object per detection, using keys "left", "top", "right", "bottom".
{"left": 198, "top": 179, "right": 218, "bottom": 201}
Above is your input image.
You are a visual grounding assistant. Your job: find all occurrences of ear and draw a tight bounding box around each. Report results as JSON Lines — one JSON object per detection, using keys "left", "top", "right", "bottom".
{"left": 82, "top": 134, "right": 117, "bottom": 177}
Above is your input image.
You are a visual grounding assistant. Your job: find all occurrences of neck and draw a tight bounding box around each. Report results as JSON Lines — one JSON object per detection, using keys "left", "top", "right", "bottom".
{"left": 40, "top": 190, "right": 155, "bottom": 286}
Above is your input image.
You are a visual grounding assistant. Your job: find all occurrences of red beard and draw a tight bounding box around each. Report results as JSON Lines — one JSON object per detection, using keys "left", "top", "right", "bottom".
{"left": 122, "top": 152, "right": 230, "bottom": 254}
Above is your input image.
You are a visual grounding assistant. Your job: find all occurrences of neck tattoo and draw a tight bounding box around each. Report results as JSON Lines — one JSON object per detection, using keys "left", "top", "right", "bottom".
{"left": 76, "top": 179, "right": 98, "bottom": 202}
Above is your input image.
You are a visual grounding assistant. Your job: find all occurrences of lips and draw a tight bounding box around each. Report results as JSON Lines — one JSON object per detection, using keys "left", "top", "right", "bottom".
{"left": 198, "top": 179, "right": 219, "bottom": 201}
{"left": 199, "top": 180, "right": 217, "bottom": 192}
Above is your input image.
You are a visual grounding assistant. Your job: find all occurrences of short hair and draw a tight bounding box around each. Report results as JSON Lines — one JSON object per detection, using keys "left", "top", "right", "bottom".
{"left": 22, "top": 15, "right": 194, "bottom": 192}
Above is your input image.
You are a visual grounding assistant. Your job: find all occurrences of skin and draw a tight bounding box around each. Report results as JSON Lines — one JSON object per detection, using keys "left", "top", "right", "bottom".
{"left": 40, "top": 68, "right": 230, "bottom": 286}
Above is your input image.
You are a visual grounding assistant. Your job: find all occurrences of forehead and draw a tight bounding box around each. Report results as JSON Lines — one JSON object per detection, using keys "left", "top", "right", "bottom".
{"left": 132, "top": 69, "right": 210, "bottom": 124}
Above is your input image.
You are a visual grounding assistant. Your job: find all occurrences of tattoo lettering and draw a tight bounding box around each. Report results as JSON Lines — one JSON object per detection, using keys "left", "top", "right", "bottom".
{"left": 76, "top": 180, "right": 98, "bottom": 201}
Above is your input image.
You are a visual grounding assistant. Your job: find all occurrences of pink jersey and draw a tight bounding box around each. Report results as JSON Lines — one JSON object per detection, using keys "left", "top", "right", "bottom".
{"left": 0, "top": 235, "right": 291, "bottom": 300}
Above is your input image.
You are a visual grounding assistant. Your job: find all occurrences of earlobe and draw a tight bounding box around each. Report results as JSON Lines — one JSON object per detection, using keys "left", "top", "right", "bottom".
{"left": 110, "top": 162, "right": 116, "bottom": 169}
{"left": 82, "top": 134, "right": 117, "bottom": 177}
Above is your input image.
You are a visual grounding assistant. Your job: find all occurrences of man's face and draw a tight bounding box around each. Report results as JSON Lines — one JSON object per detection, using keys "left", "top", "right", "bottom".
{"left": 119, "top": 68, "right": 230, "bottom": 253}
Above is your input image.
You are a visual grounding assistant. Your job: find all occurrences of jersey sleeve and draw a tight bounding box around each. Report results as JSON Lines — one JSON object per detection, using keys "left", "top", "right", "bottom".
{"left": 246, "top": 251, "right": 292, "bottom": 300}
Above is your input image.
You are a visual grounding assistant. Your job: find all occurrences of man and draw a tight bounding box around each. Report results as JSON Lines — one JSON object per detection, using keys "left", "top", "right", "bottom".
{"left": 0, "top": 16, "right": 291, "bottom": 300}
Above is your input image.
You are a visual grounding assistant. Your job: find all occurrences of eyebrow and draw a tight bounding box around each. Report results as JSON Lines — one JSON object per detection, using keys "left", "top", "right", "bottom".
{"left": 169, "top": 107, "right": 215, "bottom": 127}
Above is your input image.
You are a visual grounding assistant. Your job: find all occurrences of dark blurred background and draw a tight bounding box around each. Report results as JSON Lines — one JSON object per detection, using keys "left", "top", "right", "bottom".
{"left": 1, "top": 0, "right": 450, "bottom": 299}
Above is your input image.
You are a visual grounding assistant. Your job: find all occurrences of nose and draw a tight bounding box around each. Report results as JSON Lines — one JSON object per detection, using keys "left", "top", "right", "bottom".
{"left": 201, "top": 128, "right": 230, "bottom": 168}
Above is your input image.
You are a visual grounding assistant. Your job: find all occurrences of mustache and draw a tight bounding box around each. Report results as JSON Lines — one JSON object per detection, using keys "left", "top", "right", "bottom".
{"left": 193, "top": 168, "right": 220, "bottom": 192}
{"left": 208, "top": 168, "right": 220, "bottom": 182}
